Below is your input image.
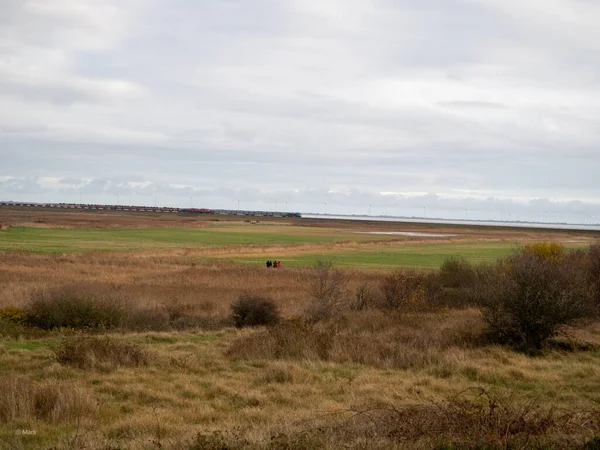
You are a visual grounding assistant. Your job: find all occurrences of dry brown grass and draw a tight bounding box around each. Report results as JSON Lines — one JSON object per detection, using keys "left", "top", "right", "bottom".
{"left": 0, "top": 376, "right": 96, "bottom": 424}
{"left": 53, "top": 336, "right": 149, "bottom": 371}
{"left": 227, "top": 309, "right": 484, "bottom": 370}
{"left": 1, "top": 321, "right": 600, "bottom": 449}
{"left": 1, "top": 213, "right": 600, "bottom": 448}
{"left": 0, "top": 252, "right": 373, "bottom": 319}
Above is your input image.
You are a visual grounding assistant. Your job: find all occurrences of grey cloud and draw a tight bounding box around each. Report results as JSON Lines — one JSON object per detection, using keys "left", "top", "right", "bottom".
{"left": 1, "top": 0, "right": 599, "bottom": 219}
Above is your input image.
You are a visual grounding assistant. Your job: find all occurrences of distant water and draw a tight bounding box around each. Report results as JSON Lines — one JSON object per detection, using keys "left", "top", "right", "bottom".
{"left": 356, "top": 231, "right": 456, "bottom": 237}
{"left": 303, "top": 214, "right": 600, "bottom": 232}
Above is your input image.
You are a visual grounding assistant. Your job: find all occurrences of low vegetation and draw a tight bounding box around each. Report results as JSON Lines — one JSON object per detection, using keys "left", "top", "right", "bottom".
{"left": 0, "top": 376, "right": 96, "bottom": 424}
{"left": 53, "top": 336, "right": 149, "bottom": 371}
{"left": 1, "top": 230, "right": 600, "bottom": 448}
{"left": 230, "top": 293, "right": 280, "bottom": 328}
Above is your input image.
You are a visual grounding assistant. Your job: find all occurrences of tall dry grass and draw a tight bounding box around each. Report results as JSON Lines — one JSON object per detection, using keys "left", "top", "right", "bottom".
{"left": 53, "top": 336, "right": 149, "bottom": 370}
{"left": 0, "top": 376, "right": 96, "bottom": 424}
{"left": 228, "top": 309, "right": 484, "bottom": 370}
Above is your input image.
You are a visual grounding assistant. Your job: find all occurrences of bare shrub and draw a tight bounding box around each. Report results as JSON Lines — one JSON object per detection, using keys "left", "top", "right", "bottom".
{"left": 0, "top": 376, "right": 96, "bottom": 423}
{"left": 349, "top": 283, "right": 377, "bottom": 311}
{"left": 53, "top": 336, "right": 149, "bottom": 370}
{"left": 479, "top": 250, "right": 597, "bottom": 350}
{"left": 325, "top": 388, "right": 599, "bottom": 449}
{"left": 379, "top": 270, "right": 427, "bottom": 310}
{"left": 305, "top": 261, "right": 351, "bottom": 322}
{"left": 587, "top": 242, "right": 600, "bottom": 309}
{"left": 186, "top": 388, "right": 600, "bottom": 449}
{"left": 231, "top": 293, "right": 280, "bottom": 328}
{"left": 25, "top": 285, "right": 126, "bottom": 330}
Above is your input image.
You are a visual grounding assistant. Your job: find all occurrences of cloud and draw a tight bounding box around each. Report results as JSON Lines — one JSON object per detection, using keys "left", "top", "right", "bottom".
{"left": 0, "top": 0, "right": 599, "bottom": 219}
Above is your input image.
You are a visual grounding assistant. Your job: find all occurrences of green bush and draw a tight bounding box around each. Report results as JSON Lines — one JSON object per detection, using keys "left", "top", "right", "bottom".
{"left": 230, "top": 293, "right": 280, "bottom": 328}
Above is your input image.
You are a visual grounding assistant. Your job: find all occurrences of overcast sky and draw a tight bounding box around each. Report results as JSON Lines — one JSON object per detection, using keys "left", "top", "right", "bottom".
{"left": 1, "top": 0, "right": 599, "bottom": 222}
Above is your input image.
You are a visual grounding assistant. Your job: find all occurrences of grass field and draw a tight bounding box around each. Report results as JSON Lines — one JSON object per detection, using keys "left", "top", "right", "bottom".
{"left": 0, "top": 208, "right": 596, "bottom": 269}
{"left": 0, "top": 225, "right": 397, "bottom": 254}
{"left": 1, "top": 208, "right": 600, "bottom": 449}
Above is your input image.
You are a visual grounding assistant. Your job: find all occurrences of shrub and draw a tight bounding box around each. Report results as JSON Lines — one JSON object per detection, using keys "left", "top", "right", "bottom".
{"left": 0, "top": 376, "right": 96, "bottom": 423}
{"left": 53, "top": 336, "right": 149, "bottom": 370}
{"left": 522, "top": 241, "right": 564, "bottom": 260}
{"left": 187, "top": 388, "right": 600, "bottom": 449}
{"left": 0, "top": 306, "right": 26, "bottom": 324}
{"left": 379, "top": 270, "right": 427, "bottom": 310}
{"left": 439, "top": 256, "right": 477, "bottom": 289}
{"left": 349, "top": 283, "right": 377, "bottom": 310}
{"left": 25, "top": 286, "right": 126, "bottom": 330}
{"left": 230, "top": 293, "right": 280, "bottom": 328}
{"left": 305, "top": 261, "right": 350, "bottom": 321}
{"left": 479, "top": 250, "right": 597, "bottom": 350}
{"left": 587, "top": 242, "right": 600, "bottom": 309}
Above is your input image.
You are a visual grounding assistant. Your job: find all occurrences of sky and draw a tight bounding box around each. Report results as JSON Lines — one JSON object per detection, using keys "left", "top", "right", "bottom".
{"left": 1, "top": 0, "right": 599, "bottom": 223}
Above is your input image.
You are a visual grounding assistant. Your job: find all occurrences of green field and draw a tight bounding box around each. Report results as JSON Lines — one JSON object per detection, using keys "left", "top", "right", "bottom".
{"left": 230, "top": 242, "right": 519, "bottom": 269}
{"left": 0, "top": 225, "right": 393, "bottom": 253}
{"left": 0, "top": 224, "right": 590, "bottom": 269}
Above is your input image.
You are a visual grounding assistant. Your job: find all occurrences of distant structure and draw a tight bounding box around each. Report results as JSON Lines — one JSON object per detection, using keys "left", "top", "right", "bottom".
{"left": 0, "top": 202, "right": 302, "bottom": 218}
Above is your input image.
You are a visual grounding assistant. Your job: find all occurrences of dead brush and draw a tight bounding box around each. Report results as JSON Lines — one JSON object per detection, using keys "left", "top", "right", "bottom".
{"left": 0, "top": 376, "right": 96, "bottom": 423}
{"left": 53, "top": 336, "right": 149, "bottom": 370}
{"left": 336, "top": 388, "right": 600, "bottom": 448}
{"left": 305, "top": 261, "right": 352, "bottom": 322}
{"left": 228, "top": 310, "right": 483, "bottom": 369}
{"left": 379, "top": 270, "right": 429, "bottom": 310}
{"left": 267, "top": 388, "right": 600, "bottom": 449}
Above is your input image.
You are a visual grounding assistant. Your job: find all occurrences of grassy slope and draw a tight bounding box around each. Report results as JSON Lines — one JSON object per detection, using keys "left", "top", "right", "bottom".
{"left": 1, "top": 321, "right": 599, "bottom": 449}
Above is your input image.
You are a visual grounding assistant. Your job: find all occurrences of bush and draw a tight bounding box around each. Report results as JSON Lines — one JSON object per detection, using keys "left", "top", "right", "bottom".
{"left": 230, "top": 293, "right": 280, "bottom": 328}
{"left": 305, "top": 261, "right": 350, "bottom": 321}
{"left": 379, "top": 270, "right": 427, "bottom": 310}
{"left": 0, "top": 306, "right": 26, "bottom": 324}
{"left": 439, "top": 257, "right": 477, "bottom": 289}
{"left": 587, "top": 242, "right": 600, "bottom": 309}
{"left": 53, "top": 336, "right": 149, "bottom": 370}
{"left": 479, "top": 250, "right": 597, "bottom": 350}
{"left": 25, "top": 286, "right": 126, "bottom": 330}
{"left": 187, "top": 388, "right": 600, "bottom": 449}
{"left": 522, "top": 241, "right": 564, "bottom": 260}
{"left": 349, "top": 283, "right": 377, "bottom": 311}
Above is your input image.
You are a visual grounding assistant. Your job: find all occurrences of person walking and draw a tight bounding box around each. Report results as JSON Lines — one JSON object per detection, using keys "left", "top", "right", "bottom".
{"left": 266, "top": 260, "right": 272, "bottom": 268}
